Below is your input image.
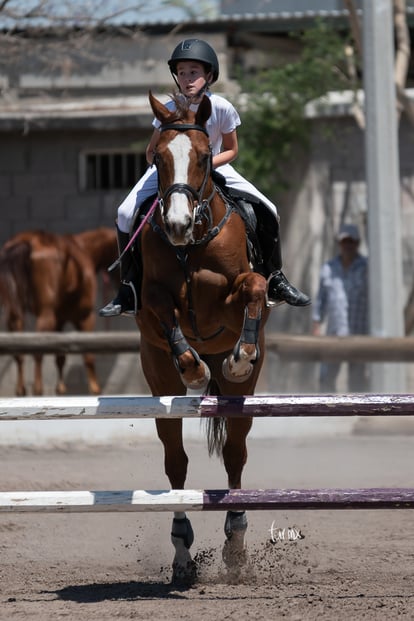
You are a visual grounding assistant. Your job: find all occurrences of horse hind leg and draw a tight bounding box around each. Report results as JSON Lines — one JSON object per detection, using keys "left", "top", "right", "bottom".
{"left": 14, "top": 354, "right": 26, "bottom": 397}
{"left": 33, "top": 353, "right": 44, "bottom": 396}
{"left": 205, "top": 381, "right": 251, "bottom": 577}
{"left": 171, "top": 514, "right": 197, "bottom": 585}
{"left": 221, "top": 416, "right": 252, "bottom": 576}
{"left": 7, "top": 314, "right": 26, "bottom": 396}
{"left": 155, "top": 415, "right": 196, "bottom": 585}
{"left": 222, "top": 510, "right": 248, "bottom": 576}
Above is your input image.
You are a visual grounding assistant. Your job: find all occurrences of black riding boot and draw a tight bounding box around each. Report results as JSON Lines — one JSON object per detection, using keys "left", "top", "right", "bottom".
{"left": 99, "top": 227, "right": 141, "bottom": 317}
{"left": 255, "top": 205, "right": 311, "bottom": 307}
{"left": 265, "top": 239, "right": 311, "bottom": 307}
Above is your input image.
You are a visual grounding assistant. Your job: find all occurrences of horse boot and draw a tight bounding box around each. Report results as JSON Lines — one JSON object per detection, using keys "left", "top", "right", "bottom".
{"left": 99, "top": 227, "right": 140, "bottom": 317}
{"left": 254, "top": 205, "right": 311, "bottom": 308}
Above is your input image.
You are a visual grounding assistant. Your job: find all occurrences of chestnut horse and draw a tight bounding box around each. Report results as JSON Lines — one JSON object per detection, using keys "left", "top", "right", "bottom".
{"left": 0, "top": 227, "right": 117, "bottom": 396}
{"left": 136, "top": 92, "right": 270, "bottom": 583}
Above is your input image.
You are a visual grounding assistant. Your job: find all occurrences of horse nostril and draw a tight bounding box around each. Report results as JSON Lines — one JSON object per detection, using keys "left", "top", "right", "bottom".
{"left": 184, "top": 214, "right": 192, "bottom": 231}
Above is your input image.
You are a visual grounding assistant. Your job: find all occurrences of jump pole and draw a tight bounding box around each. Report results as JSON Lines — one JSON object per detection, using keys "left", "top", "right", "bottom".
{"left": 1, "top": 393, "right": 414, "bottom": 420}
{"left": 2, "top": 393, "right": 414, "bottom": 514}
{"left": 1, "top": 488, "right": 414, "bottom": 513}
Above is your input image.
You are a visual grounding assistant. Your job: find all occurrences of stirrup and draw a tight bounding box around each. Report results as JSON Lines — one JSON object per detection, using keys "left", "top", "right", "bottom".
{"left": 121, "top": 281, "right": 138, "bottom": 316}
{"left": 99, "top": 281, "right": 138, "bottom": 317}
{"left": 265, "top": 274, "right": 285, "bottom": 309}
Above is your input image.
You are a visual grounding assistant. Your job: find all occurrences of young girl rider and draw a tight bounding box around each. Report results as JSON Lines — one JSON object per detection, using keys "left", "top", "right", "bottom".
{"left": 100, "top": 38, "right": 310, "bottom": 316}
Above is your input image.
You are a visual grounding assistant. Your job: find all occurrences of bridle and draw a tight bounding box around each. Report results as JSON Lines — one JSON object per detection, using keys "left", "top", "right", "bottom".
{"left": 154, "top": 122, "right": 230, "bottom": 245}
{"left": 151, "top": 120, "right": 234, "bottom": 341}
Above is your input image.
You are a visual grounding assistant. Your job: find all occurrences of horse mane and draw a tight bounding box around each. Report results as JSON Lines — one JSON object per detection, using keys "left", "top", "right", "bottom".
{"left": 169, "top": 92, "right": 192, "bottom": 122}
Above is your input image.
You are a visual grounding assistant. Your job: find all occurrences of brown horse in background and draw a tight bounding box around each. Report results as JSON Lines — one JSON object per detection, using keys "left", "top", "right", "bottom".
{"left": 136, "top": 92, "right": 270, "bottom": 583}
{"left": 0, "top": 227, "right": 117, "bottom": 396}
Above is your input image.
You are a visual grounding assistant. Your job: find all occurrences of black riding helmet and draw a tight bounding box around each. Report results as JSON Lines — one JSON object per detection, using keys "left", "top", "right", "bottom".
{"left": 168, "top": 39, "right": 219, "bottom": 84}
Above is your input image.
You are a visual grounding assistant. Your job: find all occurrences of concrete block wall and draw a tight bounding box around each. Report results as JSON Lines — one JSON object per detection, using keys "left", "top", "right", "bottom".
{"left": 0, "top": 127, "right": 150, "bottom": 245}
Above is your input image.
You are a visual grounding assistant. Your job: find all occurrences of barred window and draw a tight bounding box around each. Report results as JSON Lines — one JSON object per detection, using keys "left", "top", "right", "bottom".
{"left": 80, "top": 150, "right": 147, "bottom": 191}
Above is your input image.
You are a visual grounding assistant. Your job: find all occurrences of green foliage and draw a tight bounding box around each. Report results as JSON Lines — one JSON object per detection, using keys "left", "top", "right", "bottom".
{"left": 235, "top": 21, "right": 352, "bottom": 197}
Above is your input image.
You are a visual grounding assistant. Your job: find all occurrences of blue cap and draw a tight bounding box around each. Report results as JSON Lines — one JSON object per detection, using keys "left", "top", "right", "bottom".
{"left": 337, "top": 224, "right": 360, "bottom": 241}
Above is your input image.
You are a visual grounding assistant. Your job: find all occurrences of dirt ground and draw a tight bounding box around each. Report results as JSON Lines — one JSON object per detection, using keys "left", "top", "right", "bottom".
{"left": 2, "top": 432, "right": 414, "bottom": 620}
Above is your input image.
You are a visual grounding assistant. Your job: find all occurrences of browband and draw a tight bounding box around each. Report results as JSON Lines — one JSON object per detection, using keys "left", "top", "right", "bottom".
{"left": 160, "top": 123, "right": 209, "bottom": 137}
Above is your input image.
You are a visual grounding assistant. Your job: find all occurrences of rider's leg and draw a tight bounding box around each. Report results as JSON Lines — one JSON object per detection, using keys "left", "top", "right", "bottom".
{"left": 100, "top": 166, "right": 158, "bottom": 317}
{"left": 99, "top": 224, "right": 140, "bottom": 317}
{"left": 264, "top": 229, "right": 311, "bottom": 307}
{"left": 216, "top": 164, "right": 310, "bottom": 307}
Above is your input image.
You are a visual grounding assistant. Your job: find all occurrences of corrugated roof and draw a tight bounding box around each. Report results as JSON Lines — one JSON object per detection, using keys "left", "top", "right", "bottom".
{"left": 117, "top": 10, "right": 356, "bottom": 27}
{"left": 116, "top": 7, "right": 414, "bottom": 29}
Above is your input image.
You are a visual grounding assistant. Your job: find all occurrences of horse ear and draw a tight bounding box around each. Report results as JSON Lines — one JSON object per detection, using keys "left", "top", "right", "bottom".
{"left": 195, "top": 94, "right": 212, "bottom": 127}
{"left": 149, "top": 90, "right": 174, "bottom": 125}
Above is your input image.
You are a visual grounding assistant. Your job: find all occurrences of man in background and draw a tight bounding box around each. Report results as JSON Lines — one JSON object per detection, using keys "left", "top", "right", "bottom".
{"left": 312, "top": 223, "right": 369, "bottom": 392}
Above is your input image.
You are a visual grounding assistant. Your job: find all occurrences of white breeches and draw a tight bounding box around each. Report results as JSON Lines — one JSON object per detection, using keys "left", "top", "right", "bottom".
{"left": 117, "top": 163, "right": 278, "bottom": 233}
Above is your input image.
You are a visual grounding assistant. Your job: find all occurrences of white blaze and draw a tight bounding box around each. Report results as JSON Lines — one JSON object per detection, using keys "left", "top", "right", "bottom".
{"left": 167, "top": 133, "right": 192, "bottom": 226}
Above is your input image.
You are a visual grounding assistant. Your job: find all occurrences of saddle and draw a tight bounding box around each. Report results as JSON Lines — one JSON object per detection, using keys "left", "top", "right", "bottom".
{"left": 132, "top": 177, "right": 271, "bottom": 274}
{"left": 211, "top": 170, "right": 265, "bottom": 271}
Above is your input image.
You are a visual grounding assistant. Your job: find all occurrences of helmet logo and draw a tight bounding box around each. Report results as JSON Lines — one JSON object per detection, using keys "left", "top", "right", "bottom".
{"left": 181, "top": 40, "right": 196, "bottom": 51}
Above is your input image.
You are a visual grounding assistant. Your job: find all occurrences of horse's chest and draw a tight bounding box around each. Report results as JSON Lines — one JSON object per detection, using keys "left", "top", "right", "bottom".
{"left": 184, "top": 268, "right": 229, "bottom": 301}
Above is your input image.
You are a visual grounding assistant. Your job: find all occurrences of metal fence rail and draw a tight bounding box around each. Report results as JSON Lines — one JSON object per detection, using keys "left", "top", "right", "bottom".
{"left": 1, "top": 331, "right": 414, "bottom": 361}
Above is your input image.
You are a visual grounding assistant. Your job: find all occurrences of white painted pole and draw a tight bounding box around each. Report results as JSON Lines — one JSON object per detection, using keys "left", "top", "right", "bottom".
{"left": 362, "top": 0, "right": 406, "bottom": 391}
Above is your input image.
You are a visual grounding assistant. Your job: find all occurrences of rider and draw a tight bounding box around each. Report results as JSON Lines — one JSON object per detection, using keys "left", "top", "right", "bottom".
{"left": 99, "top": 38, "right": 311, "bottom": 316}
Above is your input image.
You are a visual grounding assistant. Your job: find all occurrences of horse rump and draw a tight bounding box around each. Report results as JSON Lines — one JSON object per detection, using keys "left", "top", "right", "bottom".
{"left": 0, "top": 239, "right": 33, "bottom": 321}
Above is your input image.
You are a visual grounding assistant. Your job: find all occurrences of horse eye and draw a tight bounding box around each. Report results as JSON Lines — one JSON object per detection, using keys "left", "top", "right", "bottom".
{"left": 199, "top": 153, "right": 210, "bottom": 167}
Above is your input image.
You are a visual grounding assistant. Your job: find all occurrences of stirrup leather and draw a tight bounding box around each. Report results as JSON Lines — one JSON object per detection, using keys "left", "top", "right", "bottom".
{"left": 121, "top": 280, "right": 138, "bottom": 315}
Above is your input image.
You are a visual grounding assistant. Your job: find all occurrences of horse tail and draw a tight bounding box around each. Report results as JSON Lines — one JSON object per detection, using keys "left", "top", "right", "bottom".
{"left": 206, "top": 417, "right": 226, "bottom": 458}
{"left": 205, "top": 378, "right": 227, "bottom": 457}
{"left": 0, "top": 240, "right": 33, "bottom": 319}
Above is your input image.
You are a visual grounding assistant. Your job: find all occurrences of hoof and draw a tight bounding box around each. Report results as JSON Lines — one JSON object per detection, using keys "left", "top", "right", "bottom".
{"left": 171, "top": 516, "right": 196, "bottom": 586}
{"left": 172, "top": 559, "right": 197, "bottom": 586}
{"left": 222, "top": 511, "right": 248, "bottom": 570}
{"left": 182, "top": 359, "right": 211, "bottom": 391}
{"left": 222, "top": 356, "right": 253, "bottom": 384}
{"left": 222, "top": 537, "right": 248, "bottom": 570}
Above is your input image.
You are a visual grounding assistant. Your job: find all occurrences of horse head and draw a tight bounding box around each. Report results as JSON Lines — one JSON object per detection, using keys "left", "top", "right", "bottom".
{"left": 149, "top": 91, "right": 214, "bottom": 246}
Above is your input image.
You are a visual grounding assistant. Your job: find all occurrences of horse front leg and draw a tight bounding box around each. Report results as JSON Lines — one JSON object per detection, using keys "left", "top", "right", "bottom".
{"left": 157, "top": 318, "right": 210, "bottom": 392}
{"left": 222, "top": 306, "right": 261, "bottom": 383}
{"left": 222, "top": 272, "right": 266, "bottom": 384}
{"left": 81, "top": 353, "right": 100, "bottom": 395}
{"left": 156, "top": 418, "right": 196, "bottom": 585}
{"left": 221, "top": 416, "right": 252, "bottom": 575}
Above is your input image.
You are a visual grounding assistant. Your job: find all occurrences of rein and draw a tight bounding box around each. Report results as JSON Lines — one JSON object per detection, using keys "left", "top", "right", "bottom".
{"left": 107, "top": 195, "right": 158, "bottom": 272}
